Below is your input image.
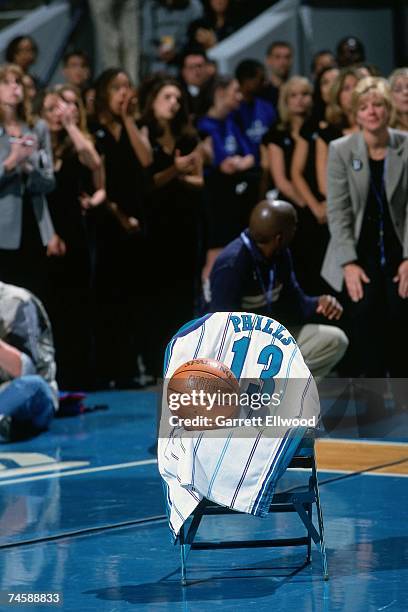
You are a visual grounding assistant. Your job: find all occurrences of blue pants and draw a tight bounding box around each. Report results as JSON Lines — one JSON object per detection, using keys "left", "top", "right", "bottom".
{"left": 0, "top": 375, "right": 55, "bottom": 435}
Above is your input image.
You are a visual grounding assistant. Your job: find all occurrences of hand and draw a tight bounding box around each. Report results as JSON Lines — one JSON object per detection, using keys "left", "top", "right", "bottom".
{"left": 56, "top": 99, "right": 76, "bottom": 128}
{"left": 7, "top": 135, "right": 38, "bottom": 166}
{"left": 343, "top": 263, "right": 370, "bottom": 302}
{"left": 312, "top": 201, "right": 327, "bottom": 225}
{"left": 174, "top": 149, "right": 196, "bottom": 175}
{"left": 47, "top": 234, "right": 66, "bottom": 257}
{"left": 219, "top": 157, "right": 239, "bottom": 174}
{"left": 120, "top": 88, "right": 138, "bottom": 119}
{"left": 393, "top": 260, "right": 408, "bottom": 298}
{"left": 80, "top": 189, "right": 106, "bottom": 211}
{"left": 316, "top": 295, "right": 343, "bottom": 320}
{"left": 195, "top": 28, "right": 217, "bottom": 49}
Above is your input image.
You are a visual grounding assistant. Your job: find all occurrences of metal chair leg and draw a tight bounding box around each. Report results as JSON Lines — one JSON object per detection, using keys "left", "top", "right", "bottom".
{"left": 313, "top": 462, "right": 329, "bottom": 580}
{"left": 306, "top": 503, "right": 312, "bottom": 564}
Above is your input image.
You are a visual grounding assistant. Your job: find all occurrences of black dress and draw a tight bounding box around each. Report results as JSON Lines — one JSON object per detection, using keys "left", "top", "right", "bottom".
{"left": 293, "top": 119, "right": 330, "bottom": 295}
{"left": 144, "top": 133, "right": 202, "bottom": 375}
{"left": 46, "top": 149, "right": 94, "bottom": 389}
{"left": 91, "top": 121, "right": 149, "bottom": 385}
{"left": 341, "top": 158, "right": 408, "bottom": 377}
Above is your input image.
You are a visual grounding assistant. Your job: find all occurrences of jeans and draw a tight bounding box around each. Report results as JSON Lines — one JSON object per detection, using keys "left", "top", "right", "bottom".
{"left": 0, "top": 375, "right": 55, "bottom": 435}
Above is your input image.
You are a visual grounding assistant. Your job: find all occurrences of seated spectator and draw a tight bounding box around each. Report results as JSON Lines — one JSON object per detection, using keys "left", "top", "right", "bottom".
{"left": 310, "top": 50, "right": 336, "bottom": 81}
{"left": 208, "top": 199, "right": 348, "bottom": 379}
{"left": 234, "top": 59, "right": 277, "bottom": 166}
{"left": 179, "top": 48, "right": 213, "bottom": 119}
{"left": 62, "top": 50, "right": 91, "bottom": 92}
{"left": 0, "top": 281, "right": 58, "bottom": 442}
{"left": 389, "top": 67, "right": 408, "bottom": 131}
{"left": 142, "top": 0, "right": 203, "bottom": 75}
{"left": 335, "top": 36, "right": 365, "bottom": 68}
{"left": 261, "top": 40, "right": 293, "bottom": 108}
{"left": 197, "top": 76, "right": 257, "bottom": 283}
{"left": 187, "top": 0, "right": 239, "bottom": 51}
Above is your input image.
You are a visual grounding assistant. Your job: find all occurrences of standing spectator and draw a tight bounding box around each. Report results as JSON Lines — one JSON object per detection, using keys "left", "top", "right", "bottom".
{"left": 310, "top": 50, "right": 336, "bottom": 81}
{"left": 188, "top": 0, "right": 239, "bottom": 51}
{"left": 336, "top": 36, "right": 365, "bottom": 68}
{"left": 316, "top": 67, "right": 361, "bottom": 198}
{"left": 140, "top": 77, "right": 203, "bottom": 375}
{"left": 179, "top": 48, "right": 213, "bottom": 120}
{"left": 88, "top": 0, "right": 141, "bottom": 85}
{"left": 234, "top": 59, "right": 276, "bottom": 166}
{"left": 40, "top": 85, "right": 104, "bottom": 389}
{"left": 142, "top": 0, "right": 203, "bottom": 76}
{"left": 0, "top": 281, "right": 58, "bottom": 442}
{"left": 309, "top": 65, "right": 340, "bottom": 127}
{"left": 197, "top": 76, "right": 256, "bottom": 283}
{"left": 91, "top": 68, "right": 152, "bottom": 387}
{"left": 290, "top": 69, "right": 343, "bottom": 293}
{"left": 0, "top": 64, "right": 59, "bottom": 304}
{"left": 262, "top": 41, "right": 293, "bottom": 108}
{"left": 5, "top": 36, "right": 38, "bottom": 76}
{"left": 321, "top": 77, "right": 408, "bottom": 378}
{"left": 62, "top": 50, "right": 91, "bottom": 92}
{"left": 264, "top": 76, "right": 312, "bottom": 207}
{"left": 389, "top": 68, "right": 408, "bottom": 131}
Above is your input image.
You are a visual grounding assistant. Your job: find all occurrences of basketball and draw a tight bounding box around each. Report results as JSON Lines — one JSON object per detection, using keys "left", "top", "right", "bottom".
{"left": 166, "top": 358, "right": 240, "bottom": 429}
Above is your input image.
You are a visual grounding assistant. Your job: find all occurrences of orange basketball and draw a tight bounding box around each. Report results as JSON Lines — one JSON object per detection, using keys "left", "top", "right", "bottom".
{"left": 166, "top": 358, "right": 240, "bottom": 430}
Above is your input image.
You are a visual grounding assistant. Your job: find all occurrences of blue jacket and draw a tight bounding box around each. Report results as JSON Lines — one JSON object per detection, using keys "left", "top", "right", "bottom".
{"left": 209, "top": 230, "right": 318, "bottom": 326}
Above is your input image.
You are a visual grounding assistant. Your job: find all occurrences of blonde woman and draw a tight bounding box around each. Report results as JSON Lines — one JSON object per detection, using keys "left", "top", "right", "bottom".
{"left": 0, "top": 63, "right": 58, "bottom": 302}
{"left": 264, "top": 76, "right": 312, "bottom": 206}
{"left": 315, "top": 67, "right": 361, "bottom": 197}
{"left": 389, "top": 67, "right": 408, "bottom": 131}
{"left": 322, "top": 77, "right": 408, "bottom": 377}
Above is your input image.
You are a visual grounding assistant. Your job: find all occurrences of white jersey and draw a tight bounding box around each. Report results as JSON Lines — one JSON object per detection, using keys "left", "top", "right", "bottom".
{"left": 158, "top": 312, "right": 320, "bottom": 538}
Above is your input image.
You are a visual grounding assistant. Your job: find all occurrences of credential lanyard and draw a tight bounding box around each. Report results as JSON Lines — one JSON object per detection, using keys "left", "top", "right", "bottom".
{"left": 240, "top": 232, "right": 275, "bottom": 313}
{"left": 369, "top": 157, "right": 387, "bottom": 268}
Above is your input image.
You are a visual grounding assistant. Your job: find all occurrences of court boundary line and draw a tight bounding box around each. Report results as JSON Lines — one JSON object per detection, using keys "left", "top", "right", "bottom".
{"left": 0, "top": 458, "right": 158, "bottom": 487}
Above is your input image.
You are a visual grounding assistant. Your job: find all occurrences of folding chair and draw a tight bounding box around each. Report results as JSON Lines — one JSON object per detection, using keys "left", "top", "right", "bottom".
{"left": 178, "top": 435, "right": 328, "bottom": 585}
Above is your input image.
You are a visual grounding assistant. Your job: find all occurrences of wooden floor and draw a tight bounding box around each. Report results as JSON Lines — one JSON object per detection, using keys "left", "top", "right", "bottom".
{"left": 316, "top": 439, "right": 408, "bottom": 475}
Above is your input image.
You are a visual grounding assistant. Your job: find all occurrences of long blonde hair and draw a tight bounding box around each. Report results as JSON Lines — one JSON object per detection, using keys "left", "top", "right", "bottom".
{"left": 0, "top": 63, "right": 33, "bottom": 127}
{"left": 277, "top": 76, "right": 312, "bottom": 130}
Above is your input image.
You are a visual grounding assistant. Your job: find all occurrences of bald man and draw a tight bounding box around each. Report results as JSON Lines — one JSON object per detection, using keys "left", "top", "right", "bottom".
{"left": 208, "top": 200, "right": 348, "bottom": 378}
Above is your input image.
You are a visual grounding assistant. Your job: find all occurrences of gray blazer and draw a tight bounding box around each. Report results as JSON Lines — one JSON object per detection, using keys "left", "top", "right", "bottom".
{"left": 0, "top": 119, "right": 55, "bottom": 250}
{"left": 321, "top": 128, "right": 408, "bottom": 292}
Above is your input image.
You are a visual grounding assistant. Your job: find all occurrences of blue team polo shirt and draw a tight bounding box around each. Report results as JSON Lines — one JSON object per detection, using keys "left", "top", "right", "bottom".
{"left": 197, "top": 115, "right": 253, "bottom": 167}
{"left": 233, "top": 97, "right": 277, "bottom": 164}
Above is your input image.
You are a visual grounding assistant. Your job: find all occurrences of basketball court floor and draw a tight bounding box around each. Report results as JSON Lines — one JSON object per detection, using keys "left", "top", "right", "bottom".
{"left": 0, "top": 389, "right": 406, "bottom": 611}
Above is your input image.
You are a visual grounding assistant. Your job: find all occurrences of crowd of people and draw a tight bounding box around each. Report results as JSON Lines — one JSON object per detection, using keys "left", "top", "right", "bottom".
{"left": 1, "top": 15, "right": 408, "bottom": 397}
